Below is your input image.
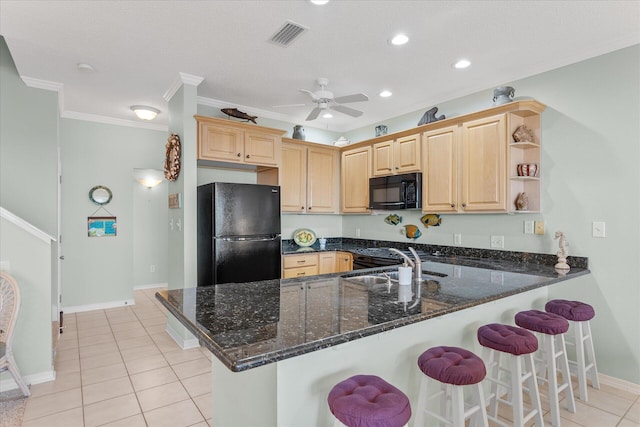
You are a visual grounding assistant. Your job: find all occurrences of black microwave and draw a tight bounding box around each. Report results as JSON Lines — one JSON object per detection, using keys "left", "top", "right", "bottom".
{"left": 369, "top": 172, "right": 422, "bottom": 210}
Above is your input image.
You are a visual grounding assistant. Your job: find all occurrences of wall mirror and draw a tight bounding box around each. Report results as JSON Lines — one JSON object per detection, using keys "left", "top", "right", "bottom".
{"left": 89, "top": 185, "right": 113, "bottom": 205}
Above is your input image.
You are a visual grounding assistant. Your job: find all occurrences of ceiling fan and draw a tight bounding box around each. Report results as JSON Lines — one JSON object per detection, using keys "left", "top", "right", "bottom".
{"left": 274, "top": 77, "right": 368, "bottom": 121}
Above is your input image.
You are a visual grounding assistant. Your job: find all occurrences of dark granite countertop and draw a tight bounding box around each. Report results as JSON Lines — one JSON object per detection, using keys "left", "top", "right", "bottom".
{"left": 156, "top": 248, "right": 590, "bottom": 372}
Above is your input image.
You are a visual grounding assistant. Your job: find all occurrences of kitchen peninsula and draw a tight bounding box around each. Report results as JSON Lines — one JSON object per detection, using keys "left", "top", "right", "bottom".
{"left": 156, "top": 248, "right": 589, "bottom": 426}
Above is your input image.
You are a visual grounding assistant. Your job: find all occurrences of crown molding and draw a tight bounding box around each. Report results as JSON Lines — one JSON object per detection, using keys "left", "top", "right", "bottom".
{"left": 197, "top": 96, "right": 295, "bottom": 123}
{"left": 20, "top": 76, "right": 64, "bottom": 92}
{"left": 61, "top": 110, "right": 168, "bottom": 131}
{"left": 163, "top": 72, "right": 205, "bottom": 102}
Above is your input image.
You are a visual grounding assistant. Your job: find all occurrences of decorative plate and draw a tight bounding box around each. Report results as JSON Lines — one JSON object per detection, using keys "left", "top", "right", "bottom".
{"left": 293, "top": 228, "right": 317, "bottom": 247}
{"left": 164, "top": 133, "right": 181, "bottom": 181}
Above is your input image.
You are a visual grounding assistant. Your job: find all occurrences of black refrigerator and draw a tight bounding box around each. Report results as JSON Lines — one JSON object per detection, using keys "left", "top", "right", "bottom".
{"left": 197, "top": 182, "right": 281, "bottom": 286}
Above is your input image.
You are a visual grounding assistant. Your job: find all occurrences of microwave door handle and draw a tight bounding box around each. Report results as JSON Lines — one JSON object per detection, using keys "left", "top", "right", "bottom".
{"left": 401, "top": 181, "right": 407, "bottom": 207}
{"left": 378, "top": 202, "right": 405, "bottom": 206}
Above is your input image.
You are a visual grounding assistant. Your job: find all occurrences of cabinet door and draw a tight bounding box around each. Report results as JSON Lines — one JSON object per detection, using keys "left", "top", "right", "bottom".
{"left": 278, "top": 284, "right": 305, "bottom": 346}
{"left": 336, "top": 252, "right": 353, "bottom": 272}
{"left": 339, "top": 282, "right": 369, "bottom": 332}
{"left": 307, "top": 146, "right": 338, "bottom": 213}
{"left": 244, "top": 131, "right": 280, "bottom": 166}
{"left": 198, "top": 123, "right": 243, "bottom": 162}
{"left": 461, "top": 114, "right": 507, "bottom": 212}
{"left": 422, "top": 126, "right": 459, "bottom": 213}
{"left": 305, "top": 280, "right": 338, "bottom": 340}
{"left": 341, "top": 146, "right": 371, "bottom": 213}
{"left": 318, "top": 252, "right": 336, "bottom": 274}
{"left": 281, "top": 143, "right": 307, "bottom": 213}
{"left": 372, "top": 140, "right": 394, "bottom": 177}
{"left": 395, "top": 133, "right": 421, "bottom": 173}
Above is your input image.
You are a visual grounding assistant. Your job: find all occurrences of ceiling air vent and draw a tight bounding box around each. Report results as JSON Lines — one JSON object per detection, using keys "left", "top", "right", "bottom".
{"left": 269, "top": 21, "right": 309, "bottom": 47}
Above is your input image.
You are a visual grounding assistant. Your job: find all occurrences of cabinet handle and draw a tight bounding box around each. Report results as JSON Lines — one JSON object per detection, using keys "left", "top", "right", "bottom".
{"left": 301, "top": 206, "right": 304, "bottom": 210}
{"left": 246, "top": 154, "right": 250, "bottom": 159}
{"left": 297, "top": 260, "right": 306, "bottom": 264}
{"left": 450, "top": 203, "right": 455, "bottom": 208}
{"left": 462, "top": 203, "right": 467, "bottom": 208}
{"left": 297, "top": 272, "right": 306, "bottom": 276}
{"left": 309, "top": 206, "right": 312, "bottom": 210}
{"left": 395, "top": 166, "right": 399, "bottom": 170}
{"left": 237, "top": 153, "right": 241, "bottom": 157}
{"left": 387, "top": 168, "right": 392, "bottom": 171}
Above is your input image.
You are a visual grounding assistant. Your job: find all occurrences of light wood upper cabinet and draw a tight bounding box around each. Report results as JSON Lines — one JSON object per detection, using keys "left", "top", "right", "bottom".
{"left": 422, "top": 125, "right": 459, "bottom": 213}
{"left": 281, "top": 140, "right": 339, "bottom": 213}
{"left": 196, "top": 115, "right": 284, "bottom": 167}
{"left": 341, "top": 146, "right": 371, "bottom": 213}
{"left": 460, "top": 114, "right": 507, "bottom": 212}
{"left": 372, "top": 134, "right": 421, "bottom": 177}
{"left": 423, "top": 114, "right": 507, "bottom": 213}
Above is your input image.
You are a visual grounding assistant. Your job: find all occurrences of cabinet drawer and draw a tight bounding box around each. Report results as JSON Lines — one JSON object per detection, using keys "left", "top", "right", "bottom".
{"left": 283, "top": 254, "right": 318, "bottom": 269}
{"left": 283, "top": 266, "right": 319, "bottom": 278}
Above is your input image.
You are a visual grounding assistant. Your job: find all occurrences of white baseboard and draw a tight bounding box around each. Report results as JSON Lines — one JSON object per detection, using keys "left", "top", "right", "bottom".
{"left": 0, "top": 369, "right": 56, "bottom": 391}
{"left": 63, "top": 299, "right": 135, "bottom": 313}
{"left": 599, "top": 373, "right": 640, "bottom": 394}
{"left": 134, "top": 282, "right": 168, "bottom": 291}
{"left": 165, "top": 323, "right": 200, "bottom": 350}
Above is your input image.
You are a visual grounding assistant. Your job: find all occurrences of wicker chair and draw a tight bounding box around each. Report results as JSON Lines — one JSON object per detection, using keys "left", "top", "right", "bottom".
{"left": 0, "top": 272, "right": 30, "bottom": 396}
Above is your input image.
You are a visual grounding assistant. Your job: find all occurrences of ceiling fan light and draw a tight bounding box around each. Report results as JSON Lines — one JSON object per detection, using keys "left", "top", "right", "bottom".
{"left": 379, "top": 90, "right": 392, "bottom": 98}
{"left": 310, "top": 0, "right": 329, "bottom": 4}
{"left": 131, "top": 105, "right": 160, "bottom": 120}
{"left": 390, "top": 34, "right": 409, "bottom": 46}
{"left": 453, "top": 59, "right": 471, "bottom": 69}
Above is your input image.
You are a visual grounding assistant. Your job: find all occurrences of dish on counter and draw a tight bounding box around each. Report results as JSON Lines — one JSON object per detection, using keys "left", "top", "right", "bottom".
{"left": 293, "top": 228, "right": 317, "bottom": 247}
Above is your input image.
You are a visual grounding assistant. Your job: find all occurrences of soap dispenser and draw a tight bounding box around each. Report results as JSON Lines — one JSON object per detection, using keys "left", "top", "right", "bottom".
{"left": 398, "top": 262, "right": 413, "bottom": 286}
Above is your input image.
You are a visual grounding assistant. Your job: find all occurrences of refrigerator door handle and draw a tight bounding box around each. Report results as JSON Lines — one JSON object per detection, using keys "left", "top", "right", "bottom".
{"left": 216, "top": 235, "right": 280, "bottom": 242}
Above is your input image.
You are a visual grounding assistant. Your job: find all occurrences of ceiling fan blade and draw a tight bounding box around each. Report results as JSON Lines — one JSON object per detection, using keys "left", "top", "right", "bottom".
{"left": 331, "top": 104, "right": 364, "bottom": 118}
{"left": 333, "top": 93, "right": 369, "bottom": 104}
{"left": 299, "top": 89, "right": 320, "bottom": 101}
{"left": 272, "top": 103, "right": 307, "bottom": 108}
{"left": 305, "top": 107, "right": 322, "bottom": 121}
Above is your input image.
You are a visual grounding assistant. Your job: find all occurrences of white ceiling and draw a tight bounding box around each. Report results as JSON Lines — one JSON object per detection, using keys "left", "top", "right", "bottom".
{"left": 1, "top": 1, "right": 638, "bottom": 133}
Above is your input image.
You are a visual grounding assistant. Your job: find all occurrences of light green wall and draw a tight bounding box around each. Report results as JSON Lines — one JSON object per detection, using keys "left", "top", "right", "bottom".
{"left": 343, "top": 45, "right": 640, "bottom": 383}
{"left": 60, "top": 119, "right": 166, "bottom": 307}
{"left": 133, "top": 180, "right": 168, "bottom": 287}
{"left": 0, "top": 218, "right": 53, "bottom": 380}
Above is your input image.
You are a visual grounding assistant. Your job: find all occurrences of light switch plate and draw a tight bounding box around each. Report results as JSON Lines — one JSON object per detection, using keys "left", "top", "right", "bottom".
{"left": 490, "top": 235, "right": 504, "bottom": 248}
{"left": 592, "top": 221, "right": 606, "bottom": 238}
{"left": 534, "top": 221, "right": 545, "bottom": 235}
{"left": 454, "top": 233, "right": 462, "bottom": 245}
{"left": 524, "top": 221, "right": 534, "bottom": 234}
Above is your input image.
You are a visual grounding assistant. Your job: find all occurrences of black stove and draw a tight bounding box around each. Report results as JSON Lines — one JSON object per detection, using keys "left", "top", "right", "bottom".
{"left": 351, "top": 247, "right": 429, "bottom": 269}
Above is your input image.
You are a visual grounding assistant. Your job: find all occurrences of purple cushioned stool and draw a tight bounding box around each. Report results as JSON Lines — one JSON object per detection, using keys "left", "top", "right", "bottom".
{"left": 477, "top": 324, "right": 544, "bottom": 427}
{"left": 516, "top": 310, "right": 576, "bottom": 427}
{"left": 414, "top": 346, "right": 488, "bottom": 427}
{"left": 546, "top": 299, "right": 600, "bottom": 401}
{"left": 327, "top": 374, "right": 411, "bottom": 427}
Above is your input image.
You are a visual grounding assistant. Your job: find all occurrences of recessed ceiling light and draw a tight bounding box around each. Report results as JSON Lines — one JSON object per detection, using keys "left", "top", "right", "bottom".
{"left": 379, "top": 90, "right": 392, "bottom": 98}
{"left": 390, "top": 34, "right": 409, "bottom": 46}
{"left": 322, "top": 113, "right": 333, "bottom": 118}
{"left": 77, "top": 63, "right": 95, "bottom": 73}
{"left": 131, "top": 105, "right": 160, "bottom": 121}
{"left": 453, "top": 59, "right": 471, "bottom": 69}
{"left": 310, "top": 0, "right": 329, "bottom": 4}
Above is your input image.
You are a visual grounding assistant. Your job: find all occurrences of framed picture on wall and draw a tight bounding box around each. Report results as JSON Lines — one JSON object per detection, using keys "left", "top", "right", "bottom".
{"left": 88, "top": 216, "right": 117, "bottom": 237}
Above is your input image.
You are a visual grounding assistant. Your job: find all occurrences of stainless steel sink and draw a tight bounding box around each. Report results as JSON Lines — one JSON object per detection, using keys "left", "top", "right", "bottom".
{"left": 342, "top": 275, "right": 390, "bottom": 286}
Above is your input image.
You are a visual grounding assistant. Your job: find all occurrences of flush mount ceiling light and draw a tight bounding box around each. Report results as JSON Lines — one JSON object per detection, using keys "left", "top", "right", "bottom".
{"left": 390, "top": 34, "right": 409, "bottom": 46}
{"left": 77, "top": 63, "right": 95, "bottom": 73}
{"left": 453, "top": 59, "right": 471, "bottom": 69}
{"left": 322, "top": 113, "right": 333, "bottom": 118}
{"left": 131, "top": 105, "right": 160, "bottom": 120}
{"left": 133, "top": 168, "right": 164, "bottom": 188}
{"left": 379, "top": 90, "right": 392, "bottom": 98}
{"left": 310, "top": 0, "right": 329, "bottom": 4}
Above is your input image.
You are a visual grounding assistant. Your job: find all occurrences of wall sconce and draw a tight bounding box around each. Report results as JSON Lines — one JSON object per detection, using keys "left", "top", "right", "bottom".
{"left": 131, "top": 105, "right": 160, "bottom": 121}
{"left": 133, "top": 169, "right": 164, "bottom": 188}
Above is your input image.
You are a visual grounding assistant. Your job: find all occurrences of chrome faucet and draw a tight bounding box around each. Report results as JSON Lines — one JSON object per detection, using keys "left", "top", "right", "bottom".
{"left": 408, "top": 247, "right": 422, "bottom": 283}
{"left": 388, "top": 248, "right": 415, "bottom": 269}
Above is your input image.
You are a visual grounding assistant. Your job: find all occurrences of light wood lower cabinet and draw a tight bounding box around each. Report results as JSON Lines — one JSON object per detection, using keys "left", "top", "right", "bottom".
{"left": 339, "top": 282, "right": 369, "bottom": 332}
{"left": 283, "top": 252, "right": 353, "bottom": 278}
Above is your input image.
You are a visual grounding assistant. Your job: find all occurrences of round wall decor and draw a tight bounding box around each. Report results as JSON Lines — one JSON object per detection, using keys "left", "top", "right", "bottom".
{"left": 164, "top": 133, "right": 181, "bottom": 181}
{"left": 89, "top": 185, "right": 113, "bottom": 205}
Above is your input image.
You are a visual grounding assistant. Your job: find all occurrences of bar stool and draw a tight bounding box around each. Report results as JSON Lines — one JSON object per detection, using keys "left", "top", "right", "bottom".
{"left": 515, "top": 310, "right": 576, "bottom": 427}
{"left": 414, "top": 346, "right": 488, "bottom": 427}
{"left": 327, "top": 374, "right": 411, "bottom": 427}
{"left": 545, "top": 299, "right": 600, "bottom": 401}
{"left": 477, "top": 323, "right": 544, "bottom": 427}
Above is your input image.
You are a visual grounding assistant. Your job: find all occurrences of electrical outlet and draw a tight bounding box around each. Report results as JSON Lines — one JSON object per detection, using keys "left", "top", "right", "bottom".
{"left": 592, "top": 221, "right": 606, "bottom": 238}
{"left": 534, "top": 221, "right": 545, "bottom": 235}
{"left": 150, "top": 265, "right": 156, "bottom": 273}
{"left": 524, "top": 221, "right": 534, "bottom": 234}
{"left": 0, "top": 260, "right": 10, "bottom": 272}
{"left": 356, "top": 228, "right": 361, "bottom": 238}
{"left": 454, "top": 233, "right": 462, "bottom": 245}
{"left": 490, "top": 235, "right": 504, "bottom": 248}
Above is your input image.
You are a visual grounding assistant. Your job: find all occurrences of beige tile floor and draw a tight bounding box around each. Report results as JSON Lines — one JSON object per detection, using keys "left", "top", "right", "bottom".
{"left": 14, "top": 287, "right": 640, "bottom": 427}
{"left": 21, "top": 287, "right": 213, "bottom": 427}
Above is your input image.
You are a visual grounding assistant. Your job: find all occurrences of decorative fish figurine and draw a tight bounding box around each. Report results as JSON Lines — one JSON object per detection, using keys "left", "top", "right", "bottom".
{"left": 402, "top": 224, "right": 422, "bottom": 239}
{"left": 421, "top": 214, "right": 442, "bottom": 228}
{"left": 221, "top": 108, "right": 257, "bottom": 124}
{"left": 384, "top": 213, "right": 402, "bottom": 226}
